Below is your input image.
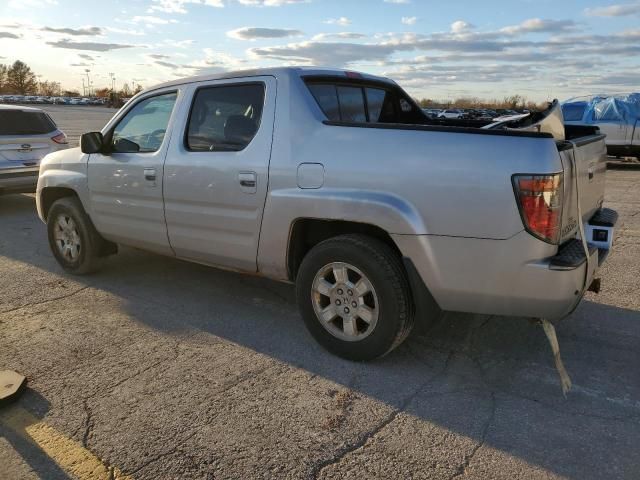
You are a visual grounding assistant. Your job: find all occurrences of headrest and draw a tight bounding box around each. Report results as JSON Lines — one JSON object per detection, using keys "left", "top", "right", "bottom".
{"left": 224, "top": 115, "right": 257, "bottom": 145}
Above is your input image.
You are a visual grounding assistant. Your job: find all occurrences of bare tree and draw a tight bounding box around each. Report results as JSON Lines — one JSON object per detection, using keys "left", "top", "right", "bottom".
{"left": 0, "top": 64, "right": 7, "bottom": 93}
{"left": 7, "top": 60, "right": 38, "bottom": 94}
{"left": 120, "top": 83, "right": 131, "bottom": 97}
{"left": 39, "top": 80, "right": 59, "bottom": 96}
{"left": 94, "top": 87, "right": 111, "bottom": 98}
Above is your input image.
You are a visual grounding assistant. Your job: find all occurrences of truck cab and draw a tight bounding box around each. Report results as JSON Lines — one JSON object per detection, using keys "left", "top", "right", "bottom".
{"left": 562, "top": 96, "right": 640, "bottom": 159}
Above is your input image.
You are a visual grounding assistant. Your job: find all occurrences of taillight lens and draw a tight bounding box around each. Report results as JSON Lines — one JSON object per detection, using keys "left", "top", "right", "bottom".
{"left": 513, "top": 173, "right": 563, "bottom": 244}
{"left": 52, "top": 133, "right": 67, "bottom": 144}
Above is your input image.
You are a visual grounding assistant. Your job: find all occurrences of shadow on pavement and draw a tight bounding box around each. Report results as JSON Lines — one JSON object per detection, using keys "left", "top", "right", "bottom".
{"left": 0, "top": 390, "right": 72, "bottom": 480}
{"left": 2, "top": 192, "right": 640, "bottom": 479}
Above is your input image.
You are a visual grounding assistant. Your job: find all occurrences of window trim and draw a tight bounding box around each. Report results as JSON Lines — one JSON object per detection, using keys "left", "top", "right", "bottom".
{"left": 183, "top": 81, "right": 266, "bottom": 153}
{"left": 106, "top": 89, "right": 178, "bottom": 155}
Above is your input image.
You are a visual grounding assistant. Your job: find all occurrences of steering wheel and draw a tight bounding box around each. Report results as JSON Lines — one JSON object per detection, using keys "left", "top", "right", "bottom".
{"left": 141, "top": 129, "right": 166, "bottom": 150}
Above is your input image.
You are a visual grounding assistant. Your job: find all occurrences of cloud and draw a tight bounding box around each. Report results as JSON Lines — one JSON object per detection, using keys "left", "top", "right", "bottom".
{"left": 154, "top": 60, "right": 181, "bottom": 69}
{"left": 69, "top": 62, "right": 92, "bottom": 67}
{"left": 159, "top": 39, "right": 195, "bottom": 48}
{"left": 132, "top": 16, "right": 178, "bottom": 25}
{"left": 148, "top": 53, "right": 172, "bottom": 59}
{"left": 227, "top": 27, "right": 303, "bottom": 40}
{"left": 78, "top": 54, "right": 95, "bottom": 60}
{"left": 237, "top": 0, "right": 309, "bottom": 4}
{"left": 384, "top": 0, "right": 410, "bottom": 3}
{"left": 41, "top": 26, "right": 103, "bottom": 36}
{"left": 46, "top": 39, "right": 140, "bottom": 51}
{"left": 149, "top": 0, "right": 224, "bottom": 14}
{"left": 149, "top": 0, "right": 305, "bottom": 13}
{"left": 500, "top": 18, "right": 576, "bottom": 35}
{"left": 250, "top": 40, "right": 400, "bottom": 65}
{"left": 312, "top": 32, "right": 366, "bottom": 40}
{"left": 584, "top": 2, "right": 640, "bottom": 17}
{"left": 106, "top": 27, "right": 146, "bottom": 36}
{"left": 451, "top": 20, "right": 474, "bottom": 34}
{"left": 401, "top": 16, "right": 417, "bottom": 25}
{"left": 7, "top": 0, "right": 58, "bottom": 9}
{"left": 325, "top": 17, "right": 351, "bottom": 26}
{"left": 0, "top": 31, "right": 21, "bottom": 39}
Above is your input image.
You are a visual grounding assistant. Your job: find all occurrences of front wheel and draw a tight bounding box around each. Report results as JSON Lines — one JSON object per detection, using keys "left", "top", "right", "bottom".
{"left": 47, "top": 197, "right": 106, "bottom": 275}
{"left": 296, "top": 234, "right": 414, "bottom": 361}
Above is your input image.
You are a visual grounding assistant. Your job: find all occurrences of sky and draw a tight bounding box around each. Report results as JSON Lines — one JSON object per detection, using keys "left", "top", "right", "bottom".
{"left": 1, "top": 0, "right": 639, "bottom": 101}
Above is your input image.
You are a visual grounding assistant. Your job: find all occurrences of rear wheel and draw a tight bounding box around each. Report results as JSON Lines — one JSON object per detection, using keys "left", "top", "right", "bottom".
{"left": 47, "top": 197, "right": 108, "bottom": 274}
{"left": 296, "top": 234, "right": 414, "bottom": 360}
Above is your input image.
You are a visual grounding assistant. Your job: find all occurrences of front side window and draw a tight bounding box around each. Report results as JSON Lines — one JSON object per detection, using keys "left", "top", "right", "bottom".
{"left": 186, "top": 83, "right": 265, "bottom": 152}
{"left": 112, "top": 92, "right": 177, "bottom": 153}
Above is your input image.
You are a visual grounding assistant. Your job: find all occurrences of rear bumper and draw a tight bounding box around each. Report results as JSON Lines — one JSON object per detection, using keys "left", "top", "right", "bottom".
{"left": 0, "top": 167, "right": 39, "bottom": 195}
{"left": 392, "top": 208, "right": 617, "bottom": 321}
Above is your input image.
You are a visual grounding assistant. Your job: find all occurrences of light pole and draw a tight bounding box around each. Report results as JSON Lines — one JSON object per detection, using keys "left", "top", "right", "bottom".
{"left": 84, "top": 69, "right": 91, "bottom": 96}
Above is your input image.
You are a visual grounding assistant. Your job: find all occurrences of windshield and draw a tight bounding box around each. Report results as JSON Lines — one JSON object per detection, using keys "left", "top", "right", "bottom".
{"left": 0, "top": 110, "right": 57, "bottom": 135}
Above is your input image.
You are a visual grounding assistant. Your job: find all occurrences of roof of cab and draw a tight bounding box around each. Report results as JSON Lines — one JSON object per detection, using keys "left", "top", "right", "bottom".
{"left": 144, "top": 66, "right": 395, "bottom": 94}
{"left": 0, "top": 104, "right": 45, "bottom": 112}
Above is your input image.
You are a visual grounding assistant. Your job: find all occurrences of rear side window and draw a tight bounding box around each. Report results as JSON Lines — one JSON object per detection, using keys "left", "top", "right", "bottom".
{"left": 186, "top": 83, "right": 265, "bottom": 152}
{"left": 561, "top": 104, "right": 586, "bottom": 122}
{"left": 0, "top": 110, "right": 56, "bottom": 135}
{"left": 307, "top": 84, "right": 340, "bottom": 121}
{"left": 365, "top": 87, "right": 395, "bottom": 122}
{"left": 307, "top": 81, "right": 420, "bottom": 124}
{"left": 336, "top": 86, "right": 366, "bottom": 122}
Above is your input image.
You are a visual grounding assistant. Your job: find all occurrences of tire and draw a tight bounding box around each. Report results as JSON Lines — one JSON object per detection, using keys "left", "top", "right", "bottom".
{"left": 296, "top": 234, "right": 414, "bottom": 361}
{"left": 47, "top": 197, "right": 107, "bottom": 274}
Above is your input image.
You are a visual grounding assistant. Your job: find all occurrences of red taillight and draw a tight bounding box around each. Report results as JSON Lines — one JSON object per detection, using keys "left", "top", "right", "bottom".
{"left": 513, "top": 173, "right": 563, "bottom": 244}
{"left": 52, "top": 133, "right": 67, "bottom": 144}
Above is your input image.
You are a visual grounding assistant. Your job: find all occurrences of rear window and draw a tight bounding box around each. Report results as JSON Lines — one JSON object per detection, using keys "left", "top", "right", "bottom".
{"left": 307, "top": 81, "right": 420, "bottom": 124}
{"left": 561, "top": 103, "right": 586, "bottom": 122}
{"left": 0, "top": 110, "right": 56, "bottom": 135}
{"left": 186, "top": 83, "right": 265, "bottom": 152}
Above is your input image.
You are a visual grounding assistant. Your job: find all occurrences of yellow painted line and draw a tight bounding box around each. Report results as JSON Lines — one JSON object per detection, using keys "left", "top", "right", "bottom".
{"left": 0, "top": 405, "right": 133, "bottom": 480}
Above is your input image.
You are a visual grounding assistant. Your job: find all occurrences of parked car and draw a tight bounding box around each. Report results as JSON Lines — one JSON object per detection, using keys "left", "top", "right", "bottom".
{"left": 0, "top": 105, "right": 68, "bottom": 195}
{"left": 421, "top": 108, "right": 441, "bottom": 119}
{"left": 438, "top": 109, "right": 465, "bottom": 119}
{"left": 36, "top": 67, "right": 616, "bottom": 360}
{"left": 562, "top": 95, "right": 640, "bottom": 159}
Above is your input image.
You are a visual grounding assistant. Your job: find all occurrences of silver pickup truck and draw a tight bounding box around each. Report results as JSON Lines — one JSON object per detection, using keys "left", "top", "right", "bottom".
{"left": 36, "top": 67, "right": 617, "bottom": 360}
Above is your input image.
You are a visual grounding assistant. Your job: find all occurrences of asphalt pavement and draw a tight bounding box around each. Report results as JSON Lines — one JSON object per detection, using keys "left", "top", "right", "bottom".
{"left": 0, "top": 106, "right": 639, "bottom": 479}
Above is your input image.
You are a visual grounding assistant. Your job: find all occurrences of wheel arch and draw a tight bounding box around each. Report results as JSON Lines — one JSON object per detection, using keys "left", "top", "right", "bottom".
{"left": 285, "top": 219, "right": 443, "bottom": 329}
{"left": 286, "top": 218, "right": 400, "bottom": 282}
{"left": 39, "top": 186, "right": 80, "bottom": 221}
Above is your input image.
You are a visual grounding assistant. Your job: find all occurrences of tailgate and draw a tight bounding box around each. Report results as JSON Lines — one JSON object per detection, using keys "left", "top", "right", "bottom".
{"left": 557, "top": 133, "right": 607, "bottom": 244}
{"left": 0, "top": 136, "right": 53, "bottom": 166}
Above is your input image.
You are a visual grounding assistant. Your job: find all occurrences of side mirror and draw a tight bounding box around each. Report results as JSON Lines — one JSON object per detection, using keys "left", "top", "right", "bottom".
{"left": 80, "top": 132, "right": 104, "bottom": 154}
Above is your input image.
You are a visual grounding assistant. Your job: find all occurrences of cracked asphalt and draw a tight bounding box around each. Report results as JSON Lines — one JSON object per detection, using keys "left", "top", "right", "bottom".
{"left": 1, "top": 106, "right": 640, "bottom": 479}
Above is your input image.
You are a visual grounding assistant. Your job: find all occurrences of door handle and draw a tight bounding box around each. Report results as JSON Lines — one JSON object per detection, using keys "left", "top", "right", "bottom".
{"left": 238, "top": 172, "right": 257, "bottom": 193}
{"left": 144, "top": 168, "right": 156, "bottom": 181}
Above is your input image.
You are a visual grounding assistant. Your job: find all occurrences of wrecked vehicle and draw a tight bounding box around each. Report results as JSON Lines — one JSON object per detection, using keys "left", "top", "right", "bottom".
{"left": 562, "top": 94, "right": 640, "bottom": 159}
{"left": 35, "top": 67, "right": 616, "bottom": 363}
